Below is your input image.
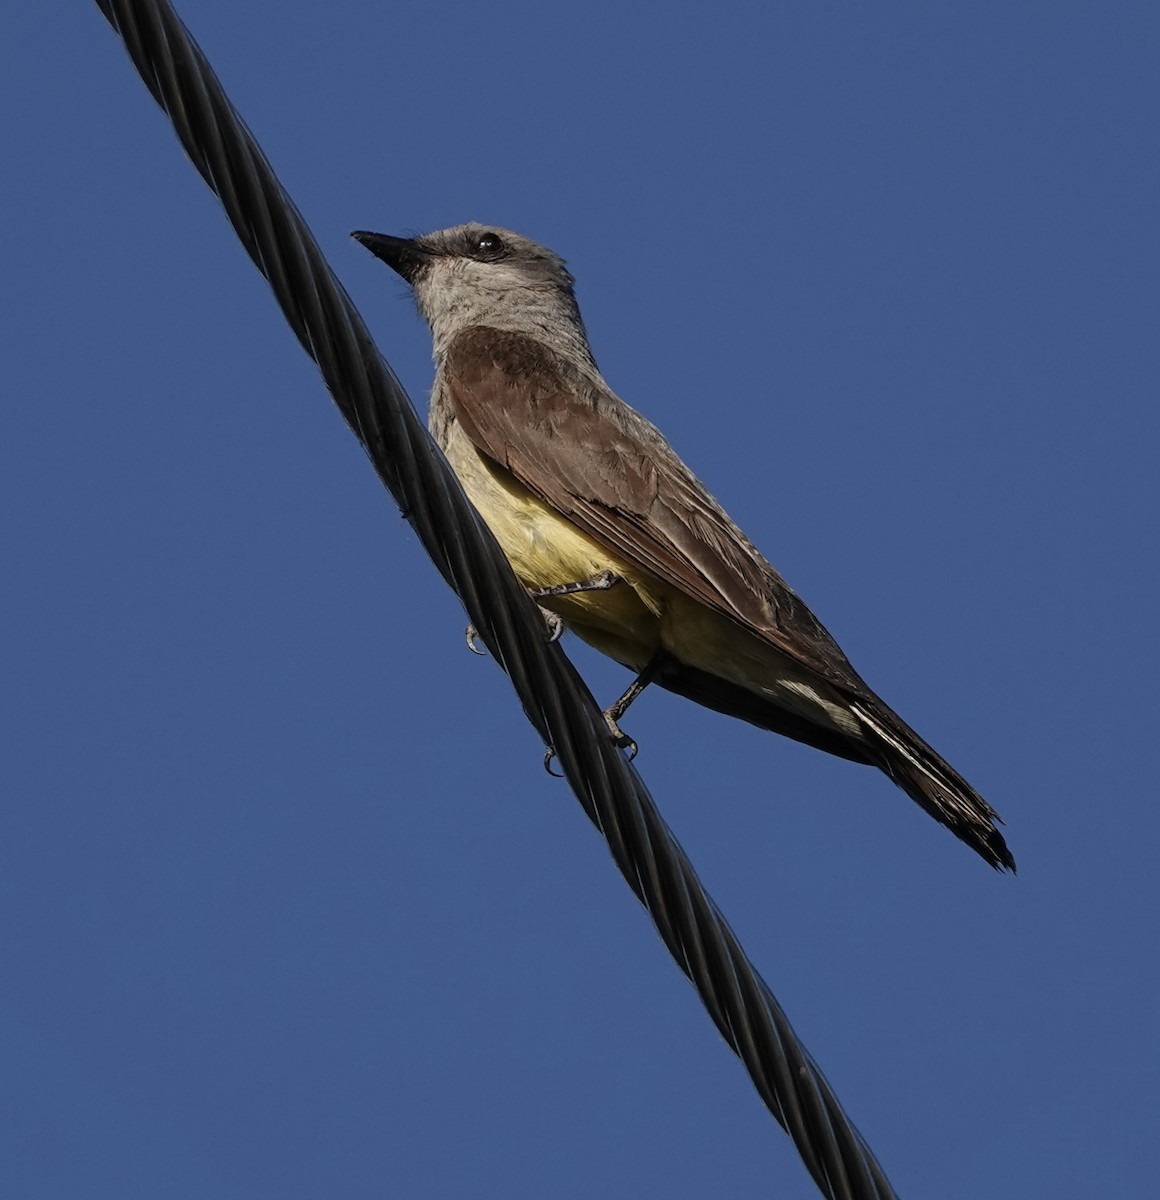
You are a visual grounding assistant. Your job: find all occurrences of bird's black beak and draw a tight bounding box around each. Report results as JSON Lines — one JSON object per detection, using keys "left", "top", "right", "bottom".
{"left": 351, "top": 231, "right": 432, "bottom": 284}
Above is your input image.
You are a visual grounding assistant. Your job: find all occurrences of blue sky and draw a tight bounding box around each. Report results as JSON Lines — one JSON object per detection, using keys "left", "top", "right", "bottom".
{"left": 3, "top": 3, "right": 1158, "bottom": 1197}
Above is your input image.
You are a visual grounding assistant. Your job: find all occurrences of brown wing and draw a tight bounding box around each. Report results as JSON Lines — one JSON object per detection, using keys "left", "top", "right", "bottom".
{"left": 442, "top": 326, "right": 873, "bottom": 695}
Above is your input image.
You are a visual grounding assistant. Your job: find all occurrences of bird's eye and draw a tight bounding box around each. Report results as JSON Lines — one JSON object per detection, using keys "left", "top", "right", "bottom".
{"left": 473, "top": 231, "right": 505, "bottom": 258}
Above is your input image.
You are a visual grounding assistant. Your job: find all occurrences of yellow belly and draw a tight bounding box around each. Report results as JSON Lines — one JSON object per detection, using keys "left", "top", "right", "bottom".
{"left": 440, "top": 419, "right": 862, "bottom": 736}
{"left": 441, "top": 420, "right": 666, "bottom": 670}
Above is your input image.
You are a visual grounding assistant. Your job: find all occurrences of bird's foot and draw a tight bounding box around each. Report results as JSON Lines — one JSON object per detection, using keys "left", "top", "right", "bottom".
{"left": 542, "top": 712, "right": 637, "bottom": 777}
{"left": 539, "top": 606, "right": 565, "bottom": 643}
{"left": 465, "top": 604, "right": 562, "bottom": 656}
{"left": 530, "top": 570, "right": 619, "bottom": 600}
{"left": 601, "top": 709, "right": 638, "bottom": 760}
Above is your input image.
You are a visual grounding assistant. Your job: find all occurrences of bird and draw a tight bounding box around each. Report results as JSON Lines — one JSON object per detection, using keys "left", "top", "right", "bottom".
{"left": 353, "top": 222, "right": 1014, "bottom": 872}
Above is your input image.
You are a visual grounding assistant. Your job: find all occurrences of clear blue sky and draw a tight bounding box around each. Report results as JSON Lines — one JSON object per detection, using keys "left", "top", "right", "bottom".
{"left": 3, "top": 3, "right": 1157, "bottom": 1197}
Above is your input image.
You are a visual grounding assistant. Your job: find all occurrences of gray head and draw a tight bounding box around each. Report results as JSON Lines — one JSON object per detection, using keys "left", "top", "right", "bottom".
{"left": 353, "top": 223, "right": 596, "bottom": 370}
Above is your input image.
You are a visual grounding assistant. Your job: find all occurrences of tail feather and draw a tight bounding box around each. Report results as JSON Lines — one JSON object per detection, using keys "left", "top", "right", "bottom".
{"left": 653, "top": 657, "right": 1014, "bottom": 871}
{"left": 851, "top": 699, "right": 1015, "bottom": 872}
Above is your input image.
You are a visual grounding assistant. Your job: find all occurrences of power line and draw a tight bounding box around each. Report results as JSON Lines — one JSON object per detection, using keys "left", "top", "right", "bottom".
{"left": 92, "top": 3, "right": 899, "bottom": 1195}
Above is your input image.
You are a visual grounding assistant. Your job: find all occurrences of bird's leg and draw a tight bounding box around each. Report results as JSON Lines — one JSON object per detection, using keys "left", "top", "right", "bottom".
{"left": 466, "top": 571, "right": 621, "bottom": 653}
{"left": 600, "top": 651, "right": 669, "bottom": 758}
{"left": 529, "top": 569, "right": 621, "bottom": 600}
{"left": 531, "top": 571, "right": 620, "bottom": 645}
{"left": 542, "top": 651, "right": 670, "bottom": 773}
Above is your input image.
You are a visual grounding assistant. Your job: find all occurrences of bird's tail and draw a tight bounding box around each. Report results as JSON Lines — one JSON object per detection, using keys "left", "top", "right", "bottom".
{"left": 850, "top": 698, "right": 1015, "bottom": 872}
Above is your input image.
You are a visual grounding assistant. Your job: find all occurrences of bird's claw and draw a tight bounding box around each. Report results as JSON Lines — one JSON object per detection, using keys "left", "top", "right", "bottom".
{"left": 540, "top": 607, "right": 565, "bottom": 643}
{"left": 467, "top": 608, "right": 559, "bottom": 653}
{"left": 603, "top": 711, "right": 638, "bottom": 761}
{"left": 542, "top": 715, "right": 638, "bottom": 777}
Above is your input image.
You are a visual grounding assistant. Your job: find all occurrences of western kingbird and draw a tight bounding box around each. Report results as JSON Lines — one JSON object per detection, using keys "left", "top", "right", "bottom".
{"left": 353, "top": 223, "right": 1014, "bottom": 872}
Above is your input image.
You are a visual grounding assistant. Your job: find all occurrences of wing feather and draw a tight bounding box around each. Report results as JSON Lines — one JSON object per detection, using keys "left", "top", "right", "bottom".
{"left": 442, "top": 326, "right": 871, "bottom": 695}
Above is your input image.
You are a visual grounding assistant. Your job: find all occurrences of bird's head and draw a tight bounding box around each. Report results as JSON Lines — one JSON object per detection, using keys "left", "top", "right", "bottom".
{"left": 353, "top": 223, "right": 590, "bottom": 363}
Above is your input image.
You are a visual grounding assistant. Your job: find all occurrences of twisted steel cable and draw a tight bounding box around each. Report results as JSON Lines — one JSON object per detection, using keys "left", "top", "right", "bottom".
{"left": 92, "top": 2, "right": 900, "bottom": 1195}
